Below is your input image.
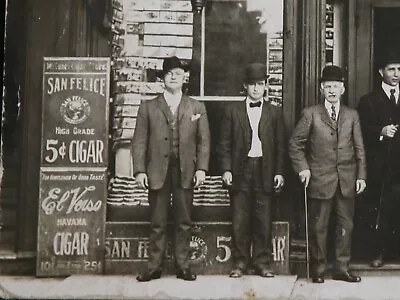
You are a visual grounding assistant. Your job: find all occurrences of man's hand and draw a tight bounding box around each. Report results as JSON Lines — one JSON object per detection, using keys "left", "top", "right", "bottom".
{"left": 274, "top": 175, "right": 285, "bottom": 190}
{"left": 356, "top": 179, "right": 366, "bottom": 194}
{"left": 299, "top": 169, "right": 311, "bottom": 188}
{"left": 222, "top": 171, "right": 233, "bottom": 186}
{"left": 194, "top": 170, "right": 206, "bottom": 188}
{"left": 381, "top": 124, "right": 398, "bottom": 138}
{"left": 135, "top": 173, "right": 148, "bottom": 190}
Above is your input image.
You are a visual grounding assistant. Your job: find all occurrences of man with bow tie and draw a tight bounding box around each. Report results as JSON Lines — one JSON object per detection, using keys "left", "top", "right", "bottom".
{"left": 289, "top": 65, "right": 366, "bottom": 283}
{"left": 132, "top": 56, "right": 210, "bottom": 282}
{"left": 358, "top": 50, "right": 400, "bottom": 268}
{"left": 217, "top": 63, "right": 286, "bottom": 278}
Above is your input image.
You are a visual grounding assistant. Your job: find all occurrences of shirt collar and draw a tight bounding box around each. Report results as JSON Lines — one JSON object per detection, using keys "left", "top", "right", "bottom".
{"left": 246, "top": 97, "right": 264, "bottom": 108}
{"left": 381, "top": 81, "right": 399, "bottom": 97}
{"left": 324, "top": 99, "right": 340, "bottom": 111}
{"left": 163, "top": 90, "right": 182, "bottom": 104}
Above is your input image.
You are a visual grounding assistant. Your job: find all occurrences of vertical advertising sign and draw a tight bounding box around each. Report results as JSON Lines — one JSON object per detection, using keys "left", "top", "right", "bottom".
{"left": 37, "top": 57, "right": 110, "bottom": 277}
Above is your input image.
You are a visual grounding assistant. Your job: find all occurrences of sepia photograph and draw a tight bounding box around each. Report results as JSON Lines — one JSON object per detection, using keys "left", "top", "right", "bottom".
{"left": 2, "top": 0, "right": 400, "bottom": 299}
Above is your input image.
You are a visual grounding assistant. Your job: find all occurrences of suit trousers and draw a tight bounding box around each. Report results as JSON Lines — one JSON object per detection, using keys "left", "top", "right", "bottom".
{"left": 372, "top": 183, "right": 400, "bottom": 256}
{"left": 147, "top": 156, "right": 193, "bottom": 271}
{"left": 230, "top": 157, "right": 272, "bottom": 270}
{"left": 309, "top": 188, "right": 355, "bottom": 275}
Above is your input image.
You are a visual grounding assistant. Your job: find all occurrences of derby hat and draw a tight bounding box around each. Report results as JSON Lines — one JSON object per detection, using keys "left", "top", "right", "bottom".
{"left": 320, "top": 65, "right": 344, "bottom": 82}
{"left": 156, "top": 56, "right": 190, "bottom": 78}
{"left": 377, "top": 49, "right": 400, "bottom": 68}
{"left": 243, "top": 63, "right": 269, "bottom": 84}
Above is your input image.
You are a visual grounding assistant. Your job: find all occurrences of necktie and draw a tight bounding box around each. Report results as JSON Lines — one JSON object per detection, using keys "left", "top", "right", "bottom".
{"left": 249, "top": 101, "right": 262, "bottom": 108}
{"left": 331, "top": 104, "right": 336, "bottom": 121}
{"left": 390, "top": 89, "right": 396, "bottom": 104}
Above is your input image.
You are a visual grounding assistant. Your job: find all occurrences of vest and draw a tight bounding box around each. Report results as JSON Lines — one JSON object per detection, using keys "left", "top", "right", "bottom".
{"left": 166, "top": 104, "right": 180, "bottom": 158}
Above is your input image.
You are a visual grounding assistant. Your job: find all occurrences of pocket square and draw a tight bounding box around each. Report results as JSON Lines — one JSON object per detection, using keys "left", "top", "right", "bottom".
{"left": 191, "top": 114, "right": 201, "bottom": 121}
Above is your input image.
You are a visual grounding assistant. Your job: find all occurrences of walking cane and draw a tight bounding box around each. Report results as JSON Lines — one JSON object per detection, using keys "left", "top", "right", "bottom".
{"left": 375, "top": 134, "right": 394, "bottom": 230}
{"left": 303, "top": 184, "right": 310, "bottom": 280}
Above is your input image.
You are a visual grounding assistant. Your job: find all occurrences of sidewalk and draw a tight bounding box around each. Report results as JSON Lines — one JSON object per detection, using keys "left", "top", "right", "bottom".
{"left": 0, "top": 274, "right": 400, "bottom": 300}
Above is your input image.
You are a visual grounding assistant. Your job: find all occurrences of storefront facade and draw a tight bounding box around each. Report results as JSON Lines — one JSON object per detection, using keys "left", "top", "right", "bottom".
{"left": 2, "top": 0, "right": 400, "bottom": 275}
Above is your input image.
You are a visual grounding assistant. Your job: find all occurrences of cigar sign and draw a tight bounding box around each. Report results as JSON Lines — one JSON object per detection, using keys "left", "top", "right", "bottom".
{"left": 37, "top": 57, "right": 110, "bottom": 277}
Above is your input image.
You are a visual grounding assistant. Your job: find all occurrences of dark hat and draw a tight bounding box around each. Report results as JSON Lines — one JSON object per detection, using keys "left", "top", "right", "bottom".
{"left": 320, "top": 65, "right": 344, "bottom": 82}
{"left": 378, "top": 49, "right": 400, "bottom": 68}
{"left": 156, "top": 56, "right": 190, "bottom": 78}
{"left": 243, "top": 63, "right": 269, "bottom": 83}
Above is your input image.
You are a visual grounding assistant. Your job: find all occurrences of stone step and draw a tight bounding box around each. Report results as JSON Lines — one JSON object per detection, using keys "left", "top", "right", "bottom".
{"left": 351, "top": 262, "right": 400, "bottom": 276}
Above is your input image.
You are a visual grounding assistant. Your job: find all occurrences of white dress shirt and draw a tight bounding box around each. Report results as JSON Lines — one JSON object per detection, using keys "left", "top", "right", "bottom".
{"left": 164, "top": 90, "right": 182, "bottom": 114}
{"left": 379, "top": 82, "right": 400, "bottom": 141}
{"left": 382, "top": 82, "right": 399, "bottom": 103}
{"left": 324, "top": 100, "right": 340, "bottom": 121}
{"left": 246, "top": 98, "right": 263, "bottom": 157}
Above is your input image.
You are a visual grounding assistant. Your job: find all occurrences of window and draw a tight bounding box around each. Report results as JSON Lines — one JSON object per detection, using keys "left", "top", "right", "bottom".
{"left": 189, "top": 0, "right": 284, "bottom": 103}
{"left": 188, "top": 0, "right": 284, "bottom": 175}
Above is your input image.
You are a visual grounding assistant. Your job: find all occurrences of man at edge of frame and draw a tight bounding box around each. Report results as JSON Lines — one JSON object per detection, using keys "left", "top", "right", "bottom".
{"left": 358, "top": 49, "right": 400, "bottom": 268}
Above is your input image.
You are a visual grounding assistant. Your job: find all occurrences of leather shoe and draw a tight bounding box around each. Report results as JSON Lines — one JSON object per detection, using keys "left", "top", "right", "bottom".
{"left": 332, "top": 271, "right": 361, "bottom": 283}
{"left": 136, "top": 269, "right": 162, "bottom": 282}
{"left": 370, "top": 255, "right": 384, "bottom": 268}
{"left": 312, "top": 276, "right": 324, "bottom": 283}
{"left": 254, "top": 267, "right": 274, "bottom": 278}
{"left": 229, "top": 268, "right": 244, "bottom": 278}
{"left": 176, "top": 268, "right": 197, "bottom": 281}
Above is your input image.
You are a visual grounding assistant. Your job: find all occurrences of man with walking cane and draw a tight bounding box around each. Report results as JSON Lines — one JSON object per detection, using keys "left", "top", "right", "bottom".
{"left": 289, "top": 65, "right": 366, "bottom": 283}
{"left": 358, "top": 50, "right": 400, "bottom": 268}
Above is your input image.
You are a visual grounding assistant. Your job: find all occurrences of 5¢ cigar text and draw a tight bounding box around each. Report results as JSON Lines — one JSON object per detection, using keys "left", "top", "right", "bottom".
{"left": 44, "top": 139, "right": 104, "bottom": 164}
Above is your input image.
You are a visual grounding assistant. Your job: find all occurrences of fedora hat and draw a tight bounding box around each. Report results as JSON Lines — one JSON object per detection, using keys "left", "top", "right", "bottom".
{"left": 156, "top": 56, "right": 190, "bottom": 78}
{"left": 320, "top": 65, "right": 344, "bottom": 82}
{"left": 378, "top": 49, "right": 400, "bottom": 69}
{"left": 243, "top": 63, "right": 269, "bottom": 84}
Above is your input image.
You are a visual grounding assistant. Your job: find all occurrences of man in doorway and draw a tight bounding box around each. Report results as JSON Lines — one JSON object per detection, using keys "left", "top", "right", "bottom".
{"left": 357, "top": 50, "right": 400, "bottom": 268}
{"left": 289, "top": 65, "right": 366, "bottom": 283}
{"left": 132, "top": 56, "right": 210, "bottom": 281}
{"left": 217, "top": 63, "right": 286, "bottom": 278}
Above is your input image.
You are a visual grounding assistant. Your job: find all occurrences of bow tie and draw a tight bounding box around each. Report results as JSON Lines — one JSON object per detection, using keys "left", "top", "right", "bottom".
{"left": 249, "top": 101, "right": 262, "bottom": 108}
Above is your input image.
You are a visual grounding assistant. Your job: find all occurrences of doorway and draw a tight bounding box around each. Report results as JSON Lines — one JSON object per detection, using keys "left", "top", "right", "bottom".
{"left": 373, "top": 8, "right": 400, "bottom": 88}
{"left": 352, "top": 2, "right": 400, "bottom": 262}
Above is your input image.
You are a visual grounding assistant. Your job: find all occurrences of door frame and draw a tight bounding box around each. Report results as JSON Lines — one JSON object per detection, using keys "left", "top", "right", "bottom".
{"left": 353, "top": 0, "right": 400, "bottom": 107}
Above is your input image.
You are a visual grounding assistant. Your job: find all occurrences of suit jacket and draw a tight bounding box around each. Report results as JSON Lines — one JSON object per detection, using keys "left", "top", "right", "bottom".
{"left": 216, "top": 100, "right": 286, "bottom": 193}
{"left": 289, "top": 103, "right": 366, "bottom": 199}
{"left": 132, "top": 94, "right": 210, "bottom": 190}
{"left": 357, "top": 87, "right": 400, "bottom": 183}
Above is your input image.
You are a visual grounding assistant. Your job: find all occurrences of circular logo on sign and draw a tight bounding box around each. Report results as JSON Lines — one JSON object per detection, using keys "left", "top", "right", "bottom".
{"left": 189, "top": 235, "right": 208, "bottom": 263}
{"left": 60, "top": 96, "right": 90, "bottom": 125}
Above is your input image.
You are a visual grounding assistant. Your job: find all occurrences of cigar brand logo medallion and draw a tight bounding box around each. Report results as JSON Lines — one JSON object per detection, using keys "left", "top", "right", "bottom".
{"left": 60, "top": 96, "right": 91, "bottom": 125}
{"left": 189, "top": 235, "right": 207, "bottom": 263}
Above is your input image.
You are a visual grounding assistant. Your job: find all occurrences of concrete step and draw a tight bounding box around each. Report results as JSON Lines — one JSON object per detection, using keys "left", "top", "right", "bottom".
{"left": 351, "top": 262, "right": 400, "bottom": 276}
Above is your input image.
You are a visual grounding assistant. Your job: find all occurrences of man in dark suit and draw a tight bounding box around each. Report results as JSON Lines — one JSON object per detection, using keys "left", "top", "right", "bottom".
{"left": 289, "top": 65, "right": 366, "bottom": 283}
{"left": 132, "top": 56, "right": 210, "bottom": 282}
{"left": 217, "top": 63, "right": 286, "bottom": 278}
{"left": 357, "top": 51, "right": 400, "bottom": 268}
